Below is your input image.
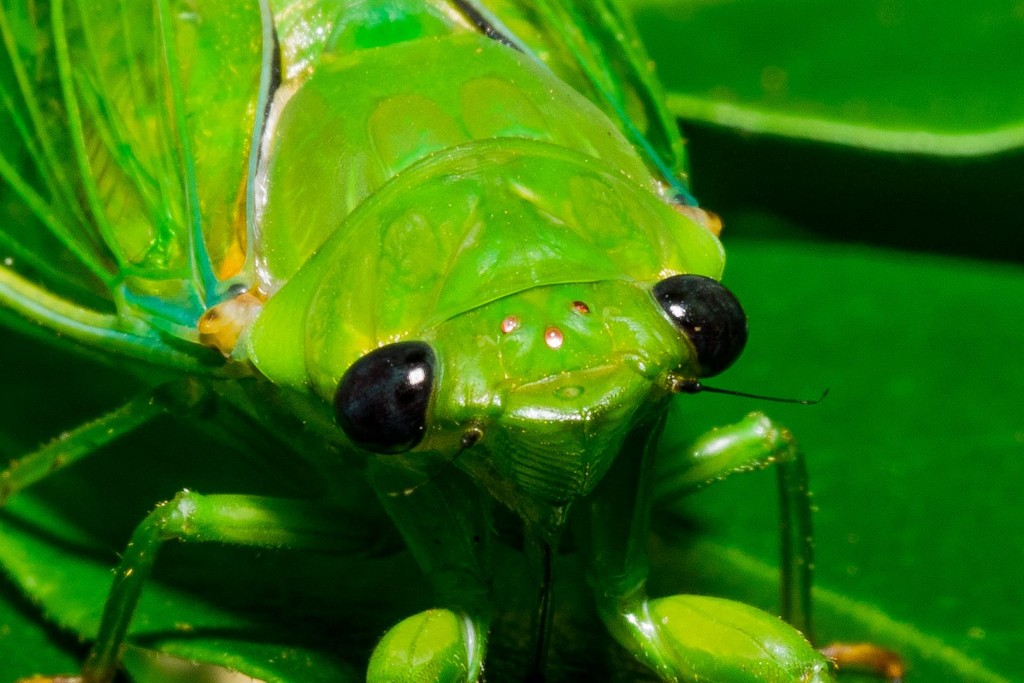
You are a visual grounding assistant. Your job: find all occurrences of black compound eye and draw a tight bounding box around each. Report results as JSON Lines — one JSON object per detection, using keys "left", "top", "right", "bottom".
{"left": 653, "top": 274, "right": 748, "bottom": 377}
{"left": 334, "top": 341, "right": 436, "bottom": 454}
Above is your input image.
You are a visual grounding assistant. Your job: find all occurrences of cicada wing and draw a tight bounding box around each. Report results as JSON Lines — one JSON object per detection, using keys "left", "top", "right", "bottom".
{"left": 0, "top": 0, "right": 274, "bottom": 347}
{"left": 465, "top": 0, "right": 694, "bottom": 202}
{"left": 0, "top": 2, "right": 115, "bottom": 307}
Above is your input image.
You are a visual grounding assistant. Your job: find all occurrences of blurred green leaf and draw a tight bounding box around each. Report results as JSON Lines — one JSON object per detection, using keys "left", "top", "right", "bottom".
{"left": 628, "top": 0, "right": 1024, "bottom": 262}
{"left": 627, "top": 0, "right": 1024, "bottom": 155}
{"left": 0, "top": 577, "right": 79, "bottom": 679}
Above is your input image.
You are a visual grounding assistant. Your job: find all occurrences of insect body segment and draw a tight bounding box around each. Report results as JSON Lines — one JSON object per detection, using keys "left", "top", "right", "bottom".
{"left": 253, "top": 28, "right": 666, "bottom": 289}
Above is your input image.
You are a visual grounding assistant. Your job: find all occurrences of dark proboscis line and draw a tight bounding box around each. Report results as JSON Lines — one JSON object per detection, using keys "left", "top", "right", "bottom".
{"left": 254, "top": 26, "right": 283, "bottom": 167}
{"left": 526, "top": 540, "right": 555, "bottom": 683}
{"left": 265, "top": 28, "right": 283, "bottom": 122}
{"left": 450, "top": 0, "right": 523, "bottom": 51}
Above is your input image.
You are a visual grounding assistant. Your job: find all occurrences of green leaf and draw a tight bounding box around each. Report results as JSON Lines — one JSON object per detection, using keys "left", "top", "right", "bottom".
{"left": 627, "top": 0, "right": 1024, "bottom": 156}
{"left": 0, "top": 576, "right": 80, "bottom": 679}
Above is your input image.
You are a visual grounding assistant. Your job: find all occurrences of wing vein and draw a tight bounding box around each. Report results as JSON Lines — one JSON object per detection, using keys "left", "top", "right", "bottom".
{"left": 155, "top": 0, "right": 218, "bottom": 305}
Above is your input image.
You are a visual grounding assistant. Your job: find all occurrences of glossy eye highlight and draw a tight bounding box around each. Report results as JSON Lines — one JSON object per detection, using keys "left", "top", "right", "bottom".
{"left": 334, "top": 341, "right": 436, "bottom": 453}
{"left": 653, "top": 274, "right": 748, "bottom": 377}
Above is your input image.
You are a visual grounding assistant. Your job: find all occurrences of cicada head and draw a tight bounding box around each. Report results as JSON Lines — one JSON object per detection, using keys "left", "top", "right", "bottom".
{"left": 328, "top": 275, "right": 746, "bottom": 533}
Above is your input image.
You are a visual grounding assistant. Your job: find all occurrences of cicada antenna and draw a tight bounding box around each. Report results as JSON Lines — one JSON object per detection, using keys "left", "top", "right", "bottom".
{"left": 670, "top": 378, "right": 829, "bottom": 405}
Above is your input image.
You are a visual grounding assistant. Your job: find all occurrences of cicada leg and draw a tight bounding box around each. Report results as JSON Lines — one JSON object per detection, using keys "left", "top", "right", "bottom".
{"left": 16, "top": 492, "right": 377, "bottom": 683}
{"left": 654, "top": 414, "right": 906, "bottom": 682}
{"left": 653, "top": 411, "right": 814, "bottom": 636}
{"left": 576, "top": 415, "right": 835, "bottom": 683}
{"left": 0, "top": 380, "right": 210, "bottom": 506}
{"left": 365, "top": 461, "right": 492, "bottom": 683}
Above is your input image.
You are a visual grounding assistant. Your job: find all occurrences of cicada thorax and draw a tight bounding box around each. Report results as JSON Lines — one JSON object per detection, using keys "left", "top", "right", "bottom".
{"left": 253, "top": 30, "right": 655, "bottom": 286}
{"left": 246, "top": 12, "right": 726, "bottom": 374}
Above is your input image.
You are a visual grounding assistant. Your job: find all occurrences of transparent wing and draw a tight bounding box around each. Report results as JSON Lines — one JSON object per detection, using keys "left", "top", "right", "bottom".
{"left": 0, "top": 0, "right": 274, "bottom": 365}
{"left": 465, "top": 0, "right": 695, "bottom": 203}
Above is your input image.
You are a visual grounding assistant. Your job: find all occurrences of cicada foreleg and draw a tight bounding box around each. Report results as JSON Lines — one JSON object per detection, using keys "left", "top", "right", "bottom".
{"left": 577, "top": 415, "right": 835, "bottom": 683}
{"left": 653, "top": 411, "right": 814, "bottom": 636}
{"left": 366, "top": 460, "right": 492, "bottom": 683}
{"left": 18, "top": 493, "right": 377, "bottom": 683}
{"left": 0, "top": 379, "right": 211, "bottom": 506}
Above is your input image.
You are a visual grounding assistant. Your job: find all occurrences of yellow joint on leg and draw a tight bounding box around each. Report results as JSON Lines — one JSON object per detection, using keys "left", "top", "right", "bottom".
{"left": 198, "top": 291, "right": 264, "bottom": 356}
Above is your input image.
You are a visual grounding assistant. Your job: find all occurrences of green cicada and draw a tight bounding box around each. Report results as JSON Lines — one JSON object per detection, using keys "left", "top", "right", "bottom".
{"left": 0, "top": 1, "right": 838, "bottom": 681}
